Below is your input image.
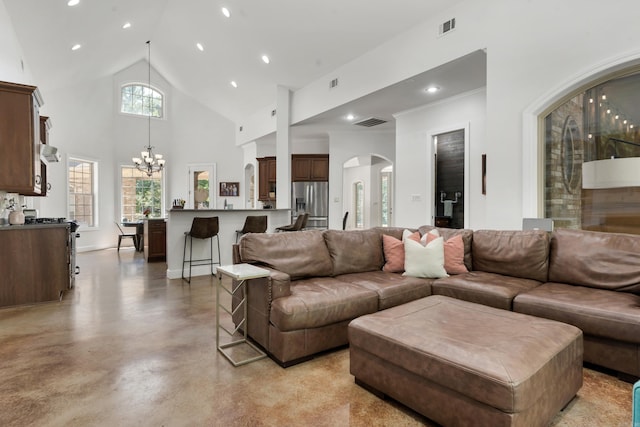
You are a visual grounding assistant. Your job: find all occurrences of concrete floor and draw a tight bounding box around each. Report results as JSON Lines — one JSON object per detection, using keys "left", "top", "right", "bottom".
{"left": 0, "top": 248, "right": 633, "bottom": 426}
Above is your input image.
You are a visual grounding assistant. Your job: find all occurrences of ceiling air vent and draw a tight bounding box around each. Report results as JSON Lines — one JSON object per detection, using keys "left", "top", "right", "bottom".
{"left": 438, "top": 17, "right": 456, "bottom": 37}
{"left": 353, "top": 117, "right": 387, "bottom": 128}
{"left": 329, "top": 78, "right": 339, "bottom": 89}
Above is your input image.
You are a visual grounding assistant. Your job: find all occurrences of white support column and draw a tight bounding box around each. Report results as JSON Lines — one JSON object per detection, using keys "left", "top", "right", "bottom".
{"left": 275, "top": 86, "right": 291, "bottom": 209}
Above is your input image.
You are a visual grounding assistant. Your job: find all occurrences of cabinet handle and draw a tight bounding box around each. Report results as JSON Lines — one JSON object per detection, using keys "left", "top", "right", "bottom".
{"left": 35, "top": 175, "right": 42, "bottom": 185}
{"left": 47, "top": 183, "right": 52, "bottom": 191}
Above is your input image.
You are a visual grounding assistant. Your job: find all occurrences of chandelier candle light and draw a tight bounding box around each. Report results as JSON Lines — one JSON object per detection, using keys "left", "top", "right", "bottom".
{"left": 132, "top": 40, "right": 165, "bottom": 176}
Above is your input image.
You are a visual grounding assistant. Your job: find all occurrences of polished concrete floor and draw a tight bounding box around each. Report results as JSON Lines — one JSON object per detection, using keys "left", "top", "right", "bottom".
{"left": 0, "top": 248, "right": 634, "bottom": 426}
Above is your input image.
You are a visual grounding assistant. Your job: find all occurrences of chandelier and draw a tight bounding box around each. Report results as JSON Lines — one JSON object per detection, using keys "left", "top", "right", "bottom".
{"left": 132, "top": 40, "right": 165, "bottom": 177}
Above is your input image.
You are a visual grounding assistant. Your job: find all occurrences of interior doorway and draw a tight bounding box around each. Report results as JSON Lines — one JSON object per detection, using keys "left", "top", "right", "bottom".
{"left": 343, "top": 155, "right": 393, "bottom": 229}
{"left": 434, "top": 129, "right": 465, "bottom": 228}
{"left": 187, "top": 163, "right": 216, "bottom": 209}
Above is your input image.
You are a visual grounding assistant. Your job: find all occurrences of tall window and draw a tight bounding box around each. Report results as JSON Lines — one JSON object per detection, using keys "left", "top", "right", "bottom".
{"left": 121, "top": 166, "right": 163, "bottom": 221}
{"left": 380, "top": 167, "right": 393, "bottom": 227}
{"left": 121, "top": 84, "right": 164, "bottom": 118}
{"left": 354, "top": 181, "right": 364, "bottom": 229}
{"left": 68, "top": 158, "right": 97, "bottom": 227}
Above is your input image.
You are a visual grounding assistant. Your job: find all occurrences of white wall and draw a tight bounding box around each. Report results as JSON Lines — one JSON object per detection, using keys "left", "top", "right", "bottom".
{"left": 0, "top": 0, "right": 31, "bottom": 84}
{"left": 239, "top": 0, "right": 640, "bottom": 230}
{"left": 29, "top": 61, "right": 237, "bottom": 251}
{"left": 395, "top": 89, "right": 486, "bottom": 229}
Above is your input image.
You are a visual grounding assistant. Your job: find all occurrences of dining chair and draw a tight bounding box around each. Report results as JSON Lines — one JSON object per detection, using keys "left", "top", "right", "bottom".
{"left": 115, "top": 221, "right": 139, "bottom": 252}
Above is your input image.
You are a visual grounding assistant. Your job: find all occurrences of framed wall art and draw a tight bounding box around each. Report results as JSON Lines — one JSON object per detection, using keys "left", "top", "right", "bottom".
{"left": 220, "top": 182, "right": 239, "bottom": 197}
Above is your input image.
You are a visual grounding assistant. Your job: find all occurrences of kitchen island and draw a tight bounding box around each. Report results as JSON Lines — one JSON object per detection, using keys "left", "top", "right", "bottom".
{"left": 166, "top": 208, "right": 290, "bottom": 279}
{"left": 0, "top": 223, "right": 70, "bottom": 307}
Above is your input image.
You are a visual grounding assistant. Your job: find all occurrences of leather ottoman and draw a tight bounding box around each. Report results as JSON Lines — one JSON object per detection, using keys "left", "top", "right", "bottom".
{"left": 349, "top": 295, "right": 583, "bottom": 427}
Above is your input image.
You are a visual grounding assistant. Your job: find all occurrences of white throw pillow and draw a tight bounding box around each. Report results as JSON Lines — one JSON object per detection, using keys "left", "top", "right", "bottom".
{"left": 402, "top": 234, "right": 449, "bottom": 279}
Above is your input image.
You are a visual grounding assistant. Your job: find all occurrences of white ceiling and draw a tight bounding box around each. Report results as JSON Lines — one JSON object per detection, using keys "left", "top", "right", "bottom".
{"left": 3, "top": 0, "right": 472, "bottom": 125}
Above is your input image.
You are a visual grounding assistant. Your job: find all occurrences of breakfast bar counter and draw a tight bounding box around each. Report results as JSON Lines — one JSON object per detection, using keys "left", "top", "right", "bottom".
{"left": 165, "top": 208, "right": 290, "bottom": 279}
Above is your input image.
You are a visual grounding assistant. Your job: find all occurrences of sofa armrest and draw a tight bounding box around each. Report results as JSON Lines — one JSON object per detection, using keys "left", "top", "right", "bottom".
{"left": 233, "top": 267, "right": 292, "bottom": 351}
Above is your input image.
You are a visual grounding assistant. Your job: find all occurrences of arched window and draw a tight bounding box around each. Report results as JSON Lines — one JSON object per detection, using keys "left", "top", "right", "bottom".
{"left": 121, "top": 84, "right": 164, "bottom": 118}
{"left": 543, "top": 68, "right": 640, "bottom": 231}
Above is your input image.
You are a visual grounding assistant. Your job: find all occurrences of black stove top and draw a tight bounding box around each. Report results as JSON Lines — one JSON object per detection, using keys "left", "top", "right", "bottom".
{"left": 25, "top": 217, "right": 68, "bottom": 224}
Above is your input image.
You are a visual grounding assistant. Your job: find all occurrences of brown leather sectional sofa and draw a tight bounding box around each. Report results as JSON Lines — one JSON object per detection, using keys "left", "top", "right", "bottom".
{"left": 233, "top": 226, "right": 640, "bottom": 377}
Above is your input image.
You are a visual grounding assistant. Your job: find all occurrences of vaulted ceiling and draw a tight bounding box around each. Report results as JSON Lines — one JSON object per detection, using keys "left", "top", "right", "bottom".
{"left": 4, "top": 0, "right": 468, "bottom": 124}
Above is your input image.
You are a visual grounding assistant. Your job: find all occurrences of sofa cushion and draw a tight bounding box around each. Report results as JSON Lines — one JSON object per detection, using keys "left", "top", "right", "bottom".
{"left": 513, "top": 282, "right": 640, "bottom": 345}
{"left": 549, "top": 228, "right": 640, "bottom": 293}
{"left": 432, "top": 271, "right": 542, "bottom": 310}
{"left": 336, "top": 271, "right": 433, "bottom": 310}
{"left": 270, "top": 277, "right": 379, "bottom": 331}
{"left": 471, "top": 230, "right": 549, "bottom": 282}
{"left": 324, "top": 229, "right": 384, "bottom": 276}
{"left": 239, "top": 230, "right": 333, "bottom": 279}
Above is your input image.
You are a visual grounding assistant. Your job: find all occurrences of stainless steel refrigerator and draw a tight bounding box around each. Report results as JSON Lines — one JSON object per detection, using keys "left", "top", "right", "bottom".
{"left": 292, "top": 181, "right": 329, "bottom": 229}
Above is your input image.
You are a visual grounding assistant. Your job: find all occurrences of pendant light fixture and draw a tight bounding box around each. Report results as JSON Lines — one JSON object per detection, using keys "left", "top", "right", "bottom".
{"left": 132, "top": 40, "right": 165, "bottom": 177}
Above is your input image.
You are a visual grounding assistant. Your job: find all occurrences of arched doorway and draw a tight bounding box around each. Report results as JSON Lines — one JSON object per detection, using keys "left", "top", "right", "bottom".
{"left": 342, "top": 154, "right": 393, "bottom": 229}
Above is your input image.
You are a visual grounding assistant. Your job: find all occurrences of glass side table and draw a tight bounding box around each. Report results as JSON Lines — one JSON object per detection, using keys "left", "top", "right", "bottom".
{"left": 216, "top": 264, "right": 270, "bottom": 366}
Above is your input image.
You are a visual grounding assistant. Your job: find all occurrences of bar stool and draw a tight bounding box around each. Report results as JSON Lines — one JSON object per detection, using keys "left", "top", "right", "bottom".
{"left": 182, "top": 216, "right": 221, "bottom": 283}
{"left": 235, "top": 215, "right": 268, "bottom": 242}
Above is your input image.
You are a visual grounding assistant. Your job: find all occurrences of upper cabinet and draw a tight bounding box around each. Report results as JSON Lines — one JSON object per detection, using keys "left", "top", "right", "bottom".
{"left": 0, "top": 81, "right": 44, "bottom": 195}
{"left": 257, "top": 156, "right": 277, "bottom": 202}
{"left": 292, "top": 154, "right": 329, "bottom": 181}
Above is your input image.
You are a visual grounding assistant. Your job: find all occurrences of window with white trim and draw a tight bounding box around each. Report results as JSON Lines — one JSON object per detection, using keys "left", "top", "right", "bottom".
{"left": 121, "top": 84, "right": 164, "bottom": 118}
{"left": 68, "top": 158, "right": 97, "bottom": 227}
{"left": 121, "top": 166, "right": 164, "bottom": 221}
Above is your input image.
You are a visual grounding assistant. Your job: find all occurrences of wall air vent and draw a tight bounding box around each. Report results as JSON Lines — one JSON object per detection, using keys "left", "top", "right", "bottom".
{"left": 239, "top": 126, "right": 243, "bottom": 132}
{"left": 329, "top": 78, "right": 339, "bottom": 89}
{"left": 353, "top": 117, "right": 388, "bottom": 128}
{"left": 438, "top": 17, "right": 456, "bottom": 37}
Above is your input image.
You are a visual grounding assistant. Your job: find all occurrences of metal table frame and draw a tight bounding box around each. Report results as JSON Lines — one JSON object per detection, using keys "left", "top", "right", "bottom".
{"left": 216, "top": 264, "right": 270, "bottom": 366}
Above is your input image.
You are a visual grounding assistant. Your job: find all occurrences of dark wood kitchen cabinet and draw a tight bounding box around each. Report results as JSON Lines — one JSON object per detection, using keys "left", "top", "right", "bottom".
{"left": 257, "top": 156, "right": 276, "bottom": 202}
{"left": 292, "top": 154, "right": 329, "bottom": 181}
{"left": 144, "top": 219, "right": 166, "bottom": 262}
{"left": 0, "top": 225, "right": 70, "bottom": 308}
{"left": 0, "top": 81, "right": 44, "bottom": 195}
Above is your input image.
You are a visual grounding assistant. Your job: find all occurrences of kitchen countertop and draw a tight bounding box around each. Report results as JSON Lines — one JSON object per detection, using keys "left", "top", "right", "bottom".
{"left": 0, "top": 223, "right": 70, "bottom": 230}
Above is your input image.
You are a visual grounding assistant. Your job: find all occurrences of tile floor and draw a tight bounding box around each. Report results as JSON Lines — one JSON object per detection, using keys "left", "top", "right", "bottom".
{"left": 0, "top": 248, "right": 634, "bottom": 426}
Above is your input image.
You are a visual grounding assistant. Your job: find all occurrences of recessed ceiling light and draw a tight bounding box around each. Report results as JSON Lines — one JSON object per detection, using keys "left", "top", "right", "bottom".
{"left": 261, "top": 55, "right": 270, "bottom": 64}
{"left": 221, "top": 7, "right": 231, "bottom": 18}
{"left": 230, "top": 81, "right": 238, "bottom": 88}
{"left": 67, "top": 0, "right": 80, "bottom": 6}
{"left": 122, "top": 22, "right": 131, "bottom": 29}
{"left": 346, "top": 114, "right": 355, "bottom": 121}
{"left": 196, "top": 43, "right": 204, "bottom": 51}
{"left": 71, "top": 44, "right": 82, "bottom": 51}
{"left": 426, "top": 86, "right": 440, "bottom": 94}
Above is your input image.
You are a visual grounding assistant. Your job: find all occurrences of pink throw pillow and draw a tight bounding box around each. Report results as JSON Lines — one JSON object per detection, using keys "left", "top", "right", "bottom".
{"left": 382, "top": 234, "right": 405, "bottom": 273}
{"left": 423, "top": 231, "right": 468, "bottom": 275}
{"left": 443, "top": 235, "right": 468, "bottom": 274}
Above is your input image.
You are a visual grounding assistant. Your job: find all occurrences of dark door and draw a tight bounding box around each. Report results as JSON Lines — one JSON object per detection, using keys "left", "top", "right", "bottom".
{"left": 435, "top": 129, "right": 465, "bottom": 229}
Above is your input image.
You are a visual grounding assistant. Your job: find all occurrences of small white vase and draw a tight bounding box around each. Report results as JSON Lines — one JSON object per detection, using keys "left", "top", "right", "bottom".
{"left": 9, "top": 210, "right": 25, "bottom": 225}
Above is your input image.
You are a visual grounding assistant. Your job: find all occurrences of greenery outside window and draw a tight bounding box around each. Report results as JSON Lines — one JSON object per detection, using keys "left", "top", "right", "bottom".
{"left": 354, "top": 181, "right": 364, "bottom": 229}
{"left": 121, "top": 84, "right": 163, "bottom": 118}
{"left": 380, "top": 167, "right": 392, "bottom": 227}
{"left": 68, "top": 158, "right": 97, "bottom": 227}
{"left": 121, "top": 166, "right": 163, "bottom": 221}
